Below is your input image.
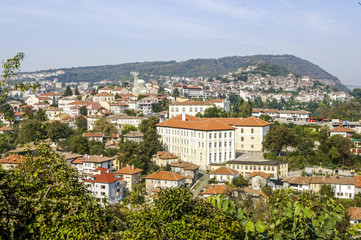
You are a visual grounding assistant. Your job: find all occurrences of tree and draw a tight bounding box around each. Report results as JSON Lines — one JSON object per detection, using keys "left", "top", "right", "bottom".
{"left": 263, "top": 125, "right": 296, "bottom": 155}
{"left": 122, "top": 183, "right": 146, "bottom": 205}
{"left": 1, "top": 53, "right": 39, "bottom": 101}
{"left": 320, "top": 184, "right": 335, "bottom": 198}
{"left": 0, "top": 144, "right": 116, "bottom": 239}
{"left": 93, "top": 118, "right": 117, "bottom": 137}
{"left": 79, "top": 105, "right": 87, "bottom": 116}
{"left": 74, "top": 87, "right": 80, "bottom": 95}
{"left": 75, "top": 115, "right": 87, "bottom": 133}
{"left": 172, "top": 88, "right": 180, "bottom": 97}
{"left": 199, "top": 106, "right": 229, "bottom": 118}
{"left": 20, "top": 120, "right": 47, "bottom": 143}
{"left": 138, "top": 116, "right": 159, "bottom": 133}
{"left": 121, "top": 124, "right": 137, "bottom": 135}
{"left": 232, "top": 175, "right": 249, "bottom": 187}
{"left": 66, "top": 134, "right": 89, "bottom": 154}
{"left": 23, "top": 106, "right": 34, "bottom": 119}
{"left": 63, "top": 86, "right": 72, "bottom": 97}
{"left": 34, "top": 108, "right": 47, "bottom": 122}
{"left": 114, "top": 93, "right": 120, "bottom": 99}
{"left": 326, "top": 135, "right": 353, "bottom": 165}
{"left": 47, "top": 121, "right": 73, "bottom": 141}
{"left": 0, "top": 103, "right": 14, "bottom": 122}
{"left": 123, "top": 109, "right": 136, "bottom": 116}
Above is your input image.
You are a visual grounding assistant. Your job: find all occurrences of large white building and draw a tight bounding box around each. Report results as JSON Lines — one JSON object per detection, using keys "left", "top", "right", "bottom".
{"left": 156, "top": 114, "right": 236, "bottom": 170}
{"left": 169, "top": 99, "right": 230, "bottom": 118}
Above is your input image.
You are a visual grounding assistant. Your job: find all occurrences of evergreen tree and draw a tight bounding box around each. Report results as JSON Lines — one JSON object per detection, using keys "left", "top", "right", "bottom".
{"left": 63, "top": 86, "right": 72, "bottom": 97}
{"left": 74, "top": 87, "right": 80, "bottom": 95}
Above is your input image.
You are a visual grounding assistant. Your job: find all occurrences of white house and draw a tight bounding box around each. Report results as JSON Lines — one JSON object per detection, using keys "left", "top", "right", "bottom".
{"left": 209, "top": 166, "right": 238, "bottom": 182}
{"left": 144, "top": 171, "right": 185, "bottom": 192}
{"left": 83, "top": 133, "right": 104, "bottom": 142}
{"left": 84, "top": 169, "right": 125, "bottom": 204}
{"left": 330, "top": 127, "right": 356, "bottom": 138}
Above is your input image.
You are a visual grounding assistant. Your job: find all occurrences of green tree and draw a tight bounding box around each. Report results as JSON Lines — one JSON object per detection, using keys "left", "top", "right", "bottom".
{"left": 263, "top": 125, "right": 296, "bottom": 155}
{"left": 232, "top": 174, "right": 249, "bottom": 187}
{"left": 66, "top": 134, "right": 89, "bottom": 154}
{"left": 93, "top": 118, "right": 117, "bottom": 137}
{"left": 199, "top": 106, "right": 229, "bottom": 118}
{"left": 1, "top": 53, "right": 39, "bottom": 101}
{"left": 138, "top": 116, "right": 159, "bottom": 133}
{"left": 121, "top": 124, "right": 137, "bottom": 135}
{"left": 75, "top": 115, "right": 87, "bottom": 133}
{"left": 122, "top": 183, "right": 146, "bottom": 205}
{"left": 114, "top": 93, "right": 120, "bottom": 99}
{"left": 172, "top": 88, "right": 180, "bottom": 97}
{"left": 63, "top": 86, "right": 72, "bottom": 97}
{"left": 320, "top": 184, "right": 335, "bottom": 198}
{"left": 88, "top": 140, "right": 105, "bottom": 155}
{"left": 34, "top": 108, "right": 47, "bottom": 122}
{"left": 20, "top": 120, "right": 47, "bottom": 143}
{"left": 47, "top": 121, "right": 73, "bottom": 142}
{"left": 79, "top": 105, "right": 88, "bottom": 116}
{"left": 74, "top": 87, "right": 80, "bottom": 95}
{"left": 123, "top": 109, "right": 136, "bottom": 116}
{"left": 326, "top": 135, "right": 353, "bottom": 165}
{"left": 0, "top": 144, "right": 116, "bottom": 239}
{"left": 0, "top": 103, "right": 14, "bottom": 122}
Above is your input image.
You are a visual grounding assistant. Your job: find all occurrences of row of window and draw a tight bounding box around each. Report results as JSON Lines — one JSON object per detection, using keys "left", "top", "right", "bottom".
{"left": 229, "top": 164, "right": 275, "bottom": 171}
{"left": 160, "top": 128, "right": 233, "bottom": 139}
{"left": 171, "top": 106, "right": 206, "bottom": 113}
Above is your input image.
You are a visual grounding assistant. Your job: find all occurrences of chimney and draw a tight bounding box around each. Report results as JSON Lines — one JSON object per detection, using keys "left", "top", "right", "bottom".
{"left": 182, "top": 113, "right": 186, "bottom": 121}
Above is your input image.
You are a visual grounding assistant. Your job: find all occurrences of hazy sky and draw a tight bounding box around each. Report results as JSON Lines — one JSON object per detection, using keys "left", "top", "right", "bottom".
{"left": 1, "top": 0, "right": 360, "bottom": 85}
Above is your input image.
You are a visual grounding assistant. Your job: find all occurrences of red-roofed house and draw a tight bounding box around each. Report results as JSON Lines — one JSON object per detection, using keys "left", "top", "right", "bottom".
{"left": 152, "top": 151, "right": 180, "bottom": 167}
{"left": 202, "top": 184, "right": 233, "bottom": 198}
{"left": 330, "top": 127, "right": 356, "bottom": 138}
{"left": 210, "top": 167, "right": 239, "bottom": 182}
{"left": 145, "top": 171, "right": 185, "bottom": 192}
{"left": 114, "top": 165, "right": 143, "bottom": 191}
{"left": 0, "top": 126, "right": 14, "bottom": 134}
{"left": 84, "top": 171, "right": 125, "bottom": 204}
{"left": 0, "top": 155, "right": 26, "bottom": 169}
{"left": 83, "top": 132, "right": 104, "bottom": 142}
{"left": 249, "top": 172, "right": 270, "bottom": 190}
{"left": 347, "top": 207, "right": 361, "bottom": 224}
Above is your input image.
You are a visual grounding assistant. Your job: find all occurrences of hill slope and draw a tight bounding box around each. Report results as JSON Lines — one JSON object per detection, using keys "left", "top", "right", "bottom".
{"left": 24, "top": 54, "right": 347, "bottom": 90}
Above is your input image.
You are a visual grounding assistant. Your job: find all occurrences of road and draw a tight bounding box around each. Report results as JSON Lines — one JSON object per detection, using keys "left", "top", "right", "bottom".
{"left": 191, "top": 171, "right": 209, "bottom": 197}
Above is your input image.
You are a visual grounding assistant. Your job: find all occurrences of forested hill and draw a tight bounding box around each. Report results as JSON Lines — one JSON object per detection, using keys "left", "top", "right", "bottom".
{"left": 24, "top": 54, "right": 347, "bottom": 90}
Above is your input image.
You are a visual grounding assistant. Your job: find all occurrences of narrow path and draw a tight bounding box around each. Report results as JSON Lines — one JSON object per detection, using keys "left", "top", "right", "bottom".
{"left": 192, "top": 172, "right": 209, "bottom": 197}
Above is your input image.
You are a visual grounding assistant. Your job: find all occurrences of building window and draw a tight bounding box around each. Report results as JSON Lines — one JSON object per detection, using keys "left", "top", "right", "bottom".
{"left": 224, "top": 132, "right": 227, "bottom": 138}
{"left": 237, "top": 165, "right": 239, "bottom": 170}
{"left": 241, "top": 128, "right": 244, "bottom": 133}
{"left": 245, "top": 166, "right": 248, "bottom": 170}
{"left": 209, "top": 143, "right": 212, "bottom": 148}
{"left": 214, "top": 133, "right": 217, "bottom": 138}
{"left": 241, "top": 137, "right": 244, "bottom": 141}
{"left": 209, "top": 134, "right": 212, "bottom": 139}
{"left": 251, "top": 128, "right": 254, "bottom": 133}
{"left": 219, "top": 133, "right": 222, "bottom": 138}
{"left": 251, "top": 145, "right": 254, "bottom": 148}
{"left": 101, "top": 192, "right": 106, "bottom": 196}
{"left": 251, "top": 137, "right": 254, "bottom": 141}
{"left": 101, "top": 185, "right": 106, "bottom": 189}
{"left": 214, "top": 142, "right": 217, "bottom": 147}
{"left": 219, "top": 142, "right": 222, "bottom": 147}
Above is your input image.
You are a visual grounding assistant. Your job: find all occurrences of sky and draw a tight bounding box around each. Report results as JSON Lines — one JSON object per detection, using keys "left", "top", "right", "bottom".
{"left": 1, "top": 0, "right": 360, "bottom": 85}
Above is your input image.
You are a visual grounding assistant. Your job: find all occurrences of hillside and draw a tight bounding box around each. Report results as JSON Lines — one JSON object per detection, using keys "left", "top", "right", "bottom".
{"left": 22, "top": 54, "right": 348, "bottom": 91}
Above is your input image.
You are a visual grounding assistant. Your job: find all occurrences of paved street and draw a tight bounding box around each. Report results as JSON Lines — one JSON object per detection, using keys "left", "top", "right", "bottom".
{"left": 191, "top": 172, "right": 209, "bottom": 197}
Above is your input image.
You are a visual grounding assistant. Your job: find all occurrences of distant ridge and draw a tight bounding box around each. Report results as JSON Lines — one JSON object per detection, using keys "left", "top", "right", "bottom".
{"left": 22, "top": 54, "right": 348, "bottom": 91}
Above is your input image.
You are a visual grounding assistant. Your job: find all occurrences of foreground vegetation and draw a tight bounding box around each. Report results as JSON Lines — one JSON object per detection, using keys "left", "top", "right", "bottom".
{"left": 1, "top": 144, "right": 360, "bottom": 239}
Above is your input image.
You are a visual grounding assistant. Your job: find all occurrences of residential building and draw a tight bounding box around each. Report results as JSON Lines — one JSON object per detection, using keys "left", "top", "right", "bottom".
{"left": 209, "top": 166, "right": 238, "bottom": 182}
{"left": 156, "top": 114, "right": 236, "bottom": 170}
{"left": 226, "top": 160, "right": 288, "bottom": 180}
{"left": 347, "top": 207, "right": 361, "bottom": 224}
{"left": 109, "top": 102, "right": 129, "bottom": 115}
{"left": 152, "top": 151, "right": 180, "bottom": 167}
{"left": 114, "top": 165, "right": 143, "bottom": 191}
{"left": 144, "top": 171, "right": 185, "bottom": 192}
{"left": 249, "top": 172, "right": 270, "bottom": 190}
{"left": 330, "top": 127, "right": 356, "bottom": 138}
{"left": 107, "top": 115, "right": 143, "bottom": 132}
{"left": 0, "top": 155, "right": 25, "bottom": 170}
{"left": 71, "top": 155, "right": 115, "bottom": 179}
{"left": 0, "top": 126, "right": 14, "bottom": 134}
{"left": 93, "top": 92, "right": 115, "bottom": 109}
{"left": 123, "top": 131, "right": 144, "bottom": 142}
{"left": 84, "top": 169, "right": 125, "bottom": 204}
{"left": 170, "top": 160, "right": 200, "bottom": 186}
{"left": 83, "top": 133, "right": 104, "bottom": 142}
{"left": 202, "top": 184, "right": 233, "bottom": 198}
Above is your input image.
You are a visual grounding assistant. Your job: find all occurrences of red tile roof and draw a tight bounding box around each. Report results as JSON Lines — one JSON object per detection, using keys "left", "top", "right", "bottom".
{"left": 250, "top": 172, "right": 271, "bottom": 179}
{"left": 210, "top": 167, "right": 238, "bottom": 176}
{"left": 347, "top": 207, "right": 361, "bottom": 220}
{"left": 93, "top": 167, "right": 109, "bottom": 172}
{"left": 203, "top": 184, "right": 232, "bottom": 195}
{"left": 170, "top": 161, "right": 199, "bottom": 171}
{"left": 0, "top": 126, "right": 13, "bottom": 131}
{"left": 330, "top": 127, "right": 356, "bottom": 133}
{"left": 145, "top": 171, "right": 185, "bottom": 181}
{"left": 80, "top": 155, "right": 115, "bottom": 163}
{"left": 156, "top": 114, "right": 236, "bottom": 131}
{"left": 233, "top": 116, "right": 270, "bottom": 127}
{"left": 155, "top": 151, "right": 179, "bottom": 159}
{"left": 83, "top": 133, "right": 103, "bottom": 138}
{"left": 355, "top": 176, "right": 361, "bottom": 188}
{"left": 115, "top": 165, "right": 143, "bottom": 175}
{"left": 0, "top": 155, "right": 25, "bottom": 164}
{"left": 84, "top": 172, "right": 122, "bottom": 184}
